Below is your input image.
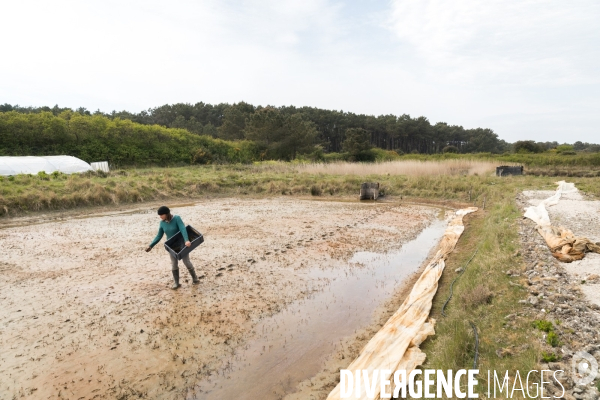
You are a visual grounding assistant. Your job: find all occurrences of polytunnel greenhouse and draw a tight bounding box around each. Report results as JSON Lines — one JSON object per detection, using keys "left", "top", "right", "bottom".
{"left": 0, "top": 156, "right": 92, "bottom": 176}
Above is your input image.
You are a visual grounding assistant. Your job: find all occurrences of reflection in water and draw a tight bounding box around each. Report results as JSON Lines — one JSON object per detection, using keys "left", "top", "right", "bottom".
{"left": 193, "top": 219, "right": 447, "bottom": 399}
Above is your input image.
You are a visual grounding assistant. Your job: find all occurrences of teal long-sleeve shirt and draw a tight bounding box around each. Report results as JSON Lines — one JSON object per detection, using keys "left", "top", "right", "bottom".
{"left": 149, "top": 215, "right": 189, "bottom": 248}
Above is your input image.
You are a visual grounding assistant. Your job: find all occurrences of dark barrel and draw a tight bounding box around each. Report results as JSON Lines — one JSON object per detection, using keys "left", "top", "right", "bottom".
{"left": 496, "top": 165, "right": 523, "bottom": 177}
{"left": 360, "top": 182, "right": 380, "bottom": 200}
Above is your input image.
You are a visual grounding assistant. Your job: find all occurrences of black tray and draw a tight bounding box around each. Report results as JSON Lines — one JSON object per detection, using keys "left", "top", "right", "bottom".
{"left": 164, "top": 225, "right": 204, "bottom": 260}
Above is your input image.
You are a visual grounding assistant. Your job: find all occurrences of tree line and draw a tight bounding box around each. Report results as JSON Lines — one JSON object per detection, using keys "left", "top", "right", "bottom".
{"left": 513, "top": 141, "right": 600, "bottom": 154}
{"left": 2, "top": 102, "right": 597, "bottom": 166}
{"left": 1, "top": 102, "right": 512, "bottom": 156}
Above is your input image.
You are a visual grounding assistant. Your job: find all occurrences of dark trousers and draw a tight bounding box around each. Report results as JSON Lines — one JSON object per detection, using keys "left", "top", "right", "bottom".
{"left": 169, "top": 252, "right": 194, "bottom": 272}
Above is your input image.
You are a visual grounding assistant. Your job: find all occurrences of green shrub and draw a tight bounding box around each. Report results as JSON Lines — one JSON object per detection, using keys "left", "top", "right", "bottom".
{"left": 347, "top": 150, "right": 376, "bottom": 162}
{"left": 533, "top": 320, "right": 554, "bottom": 332}
{"left": 0, "top": 111, "right": 260, "bottom": 166}
{"left": 191, "top": 148, "right": 213, "bottom": 164}
{"left": 556, "top": 144, "right": 574, "bottom": 152}
{"left": 310, "top": 185, "right": 322, "bottom": 196}
{"left": 372, "top": 148, "right": 402, "bottom": 161}
{"left": 304, "top": 145, "right": 325, "bottom": 161}
{"left": 547, "top": 331, "right": 561, "bottom": 347}
{"left": 443, "top": 145, "right": 459, "bottom": 154}
{"left": 541, "top": 352, "right": 558, "bottom": 362}
{"left": 514, "top": 140, "right": 545, "bottom": 154}
{"left": 323, "top": 152, "right": 348, "bottom": 162}
{"left": 37, "top": 171, "right": 50, "bottom": 180}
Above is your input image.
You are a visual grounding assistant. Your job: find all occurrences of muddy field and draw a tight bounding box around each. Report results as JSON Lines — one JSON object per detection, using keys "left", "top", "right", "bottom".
{"left": 0, "top": 197, "right": 440, "bottom": 399}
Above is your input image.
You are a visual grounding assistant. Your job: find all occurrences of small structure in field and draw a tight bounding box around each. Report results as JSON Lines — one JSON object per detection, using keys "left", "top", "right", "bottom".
{"left": 496, "top": 165, "right": 523, "bottom": 177}
{"left": 360, "top": 182, "right": 379, "bottom": 200}
{"left": 91, "top": 161, "right": 110, "bottom": 173}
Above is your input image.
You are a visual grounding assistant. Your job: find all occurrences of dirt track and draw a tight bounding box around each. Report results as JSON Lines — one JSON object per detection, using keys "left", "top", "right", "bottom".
{"left": 0, "top": 197, "right": 438, "bottom": 399}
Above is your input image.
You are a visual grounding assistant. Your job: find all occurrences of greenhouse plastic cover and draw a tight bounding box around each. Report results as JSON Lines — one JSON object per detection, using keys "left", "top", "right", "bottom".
{"left": 523, "top": 181, "right": 578, "bottom": 227}
{"left": 524, "top": 181, "right": 600, "bottom": 263}
{"left": 0, "top": 156, "right": 92, "bottom": 176}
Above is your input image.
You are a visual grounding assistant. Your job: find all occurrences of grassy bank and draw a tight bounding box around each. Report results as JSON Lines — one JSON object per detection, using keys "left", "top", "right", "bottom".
{"left": 369, "top": 151, "right": 600, "bottom": 176}
{"left": 5, "top": 161, "right": 600, "bottom": 217}
{"left": 396, "top": 152, "right": 600, "bottom": 169}
{"left": 420, "top": 176, "right": 600, "bottom": 398}
{"left": 422, "top": 203, "right": 538, "bottom": 398}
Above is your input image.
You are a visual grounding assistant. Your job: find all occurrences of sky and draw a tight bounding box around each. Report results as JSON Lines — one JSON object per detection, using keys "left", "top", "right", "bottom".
{"left": 1, "top": 0, "right": 599, "bottom": 143}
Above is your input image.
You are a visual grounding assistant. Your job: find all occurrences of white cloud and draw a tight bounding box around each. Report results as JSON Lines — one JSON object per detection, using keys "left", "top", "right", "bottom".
{"left": 1, "top": 0, "right": 599, "bottom": 142}
{"left": 387, "top": 0, "right": 600, "bottom": 86}
{"left": 0, "top": 0, "right": 354, "bottom": 110}
{"left": 383, "top": 0, "right": 600, "bottom": 141}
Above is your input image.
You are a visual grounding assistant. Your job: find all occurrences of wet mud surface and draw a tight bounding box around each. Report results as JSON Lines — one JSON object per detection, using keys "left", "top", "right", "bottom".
{"left": 0, "top": 197, "right": 439, "bottom": 399}
{"left": 196, "top": 220, "right": 446, "bottom": 399}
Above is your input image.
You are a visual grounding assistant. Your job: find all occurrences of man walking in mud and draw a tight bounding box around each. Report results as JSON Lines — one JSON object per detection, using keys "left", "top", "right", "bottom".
{"left": 145, "top": 206, "right": 200, "bottom": 289}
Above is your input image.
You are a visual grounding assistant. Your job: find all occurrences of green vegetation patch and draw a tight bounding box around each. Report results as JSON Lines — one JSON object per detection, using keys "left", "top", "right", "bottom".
{"left": 532, "top": 320, "right": 554, "bottom": 333}
{"left": 3, "top": 162, "right": 600, "bottom": 217}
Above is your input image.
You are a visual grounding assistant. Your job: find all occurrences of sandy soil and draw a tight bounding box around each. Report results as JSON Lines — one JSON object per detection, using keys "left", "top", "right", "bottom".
{"left": 0, "top": 197, "right": 439, "bottom": 399}
{"left": 522, "top": 189, "right": 600, "bottom": 306}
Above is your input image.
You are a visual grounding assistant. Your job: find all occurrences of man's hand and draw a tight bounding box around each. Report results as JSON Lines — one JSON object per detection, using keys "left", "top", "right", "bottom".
{"left": 145, "top": 247, "right": 152, "bottom": 252}
{"left": 185, "top": 241, "right": 191, "bottom": 248}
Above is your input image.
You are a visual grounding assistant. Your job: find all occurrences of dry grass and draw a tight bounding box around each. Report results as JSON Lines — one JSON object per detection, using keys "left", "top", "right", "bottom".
{"left": 523, "top": 166, "right": 600, "bottom": 177}
{"left": 296, "top": 160, "right": 506, "bottom": 176}
{"left": 421, "top": 198, "right": 561, "bottom": 398}
{"left": 460, "top": 284, "right": 494, "bottom": 309}
{"left": 3, "top": 163, "right": 599, "bottom": 217}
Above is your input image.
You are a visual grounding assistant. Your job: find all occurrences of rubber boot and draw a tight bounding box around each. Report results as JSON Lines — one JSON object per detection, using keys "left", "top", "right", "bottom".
{"left": 171, "top": 269, "right": 181, "bottom": 290}
{"left": 189, "top": 267, "right": 200, "bottom": 285}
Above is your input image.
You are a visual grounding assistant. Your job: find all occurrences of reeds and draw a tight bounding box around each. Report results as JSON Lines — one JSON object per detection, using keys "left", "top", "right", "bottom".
{"left": 2, "top": 163, "right": 600, "bottom": 217}
{"left": 296, "top": 160, "right": 503, "bottom": 176}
